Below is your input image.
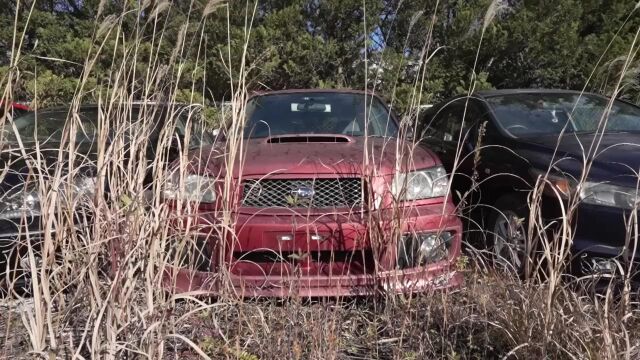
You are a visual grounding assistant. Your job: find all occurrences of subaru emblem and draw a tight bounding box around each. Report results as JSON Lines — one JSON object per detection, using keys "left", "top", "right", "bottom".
{"left": 290, "top": 186, "right": 315, "bottom": 199}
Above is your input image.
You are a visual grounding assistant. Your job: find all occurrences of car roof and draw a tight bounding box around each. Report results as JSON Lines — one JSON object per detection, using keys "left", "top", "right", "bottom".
{"left": 248, "top": 88, "right": 393, "bottom": 110}
{"left": 31, "top": 102, "right": 194, "bottom": 114}
{"left": 430, "top": 89, "right": 612, "bottom": 112}
{"left": 474, "top": 88, "right": 601, "bottom": 98}
{"left": 249, "top": 88, "right": 391, "bottom": 101}
{"left": 423, "top": 89, "right": 613, "bottom": 120}
{"left": 252, "top": 88, "right": 371, "bottom": 96}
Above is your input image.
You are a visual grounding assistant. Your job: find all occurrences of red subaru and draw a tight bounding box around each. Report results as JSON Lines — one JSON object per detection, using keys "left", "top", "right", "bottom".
{"left": 163, "top": 89, "right": 462, "bottom": 297}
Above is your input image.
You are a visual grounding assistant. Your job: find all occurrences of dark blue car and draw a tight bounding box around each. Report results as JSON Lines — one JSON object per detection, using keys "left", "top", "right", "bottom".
{"left": 0, "top": 104, "right": 213, "bottom": 294}
{"left": 421, "top": 89, "right": 640, "bottom": 280}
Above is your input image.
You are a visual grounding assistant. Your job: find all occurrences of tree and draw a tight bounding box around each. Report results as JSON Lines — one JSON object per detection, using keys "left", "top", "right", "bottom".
{"left": 3, "top": 0, "right": 640, "bottom": 110}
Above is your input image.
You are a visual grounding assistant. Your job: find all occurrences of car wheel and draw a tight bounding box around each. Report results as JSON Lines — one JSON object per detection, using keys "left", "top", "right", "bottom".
{"left": 487, "top": 195, "right": 530, "bottom": 275}
{"left": 15, "top": 255, "right": 37, "bottom": 295}
{"left": 0, "top": 253, "right": 39, "bottom": 297}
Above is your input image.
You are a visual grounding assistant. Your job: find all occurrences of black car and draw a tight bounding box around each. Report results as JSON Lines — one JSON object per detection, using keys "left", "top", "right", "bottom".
{"left": 420, "top": 89, "right": 640, "bottom": 279}
{"left": 0, "top": 103, "right": 212, "bottom": 292}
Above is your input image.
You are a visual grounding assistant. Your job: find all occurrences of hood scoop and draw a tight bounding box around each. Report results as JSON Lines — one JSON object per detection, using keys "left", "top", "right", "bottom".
{"left": 267, "top": 135, "right": 351, "bottom": 144}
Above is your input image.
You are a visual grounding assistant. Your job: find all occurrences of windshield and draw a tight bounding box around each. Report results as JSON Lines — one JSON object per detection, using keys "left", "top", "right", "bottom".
{"left": 486, "top": 93, "right": 640, "bottom": 137}
{"left": 4, "top": 106, "right": 212, "bottom": 147}
{"left": 5, "top": 109, "right": 98, "bottom": 143}
{"left": 244, "top": 92, "right": 398, "bottom": 138}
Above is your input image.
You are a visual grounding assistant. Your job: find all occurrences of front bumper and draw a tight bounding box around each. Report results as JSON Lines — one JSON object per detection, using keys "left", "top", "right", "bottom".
{"left": 572, "top": 203, "right": 640, "bottom": 268}
{"left": 164, "top": 202, "right": 463, "bottom": 297}
{"left": 538, "top": 197, "right": 640, "bottom": 278}
{"left": 164, "top": 265, "right": 463, "bottom": 297}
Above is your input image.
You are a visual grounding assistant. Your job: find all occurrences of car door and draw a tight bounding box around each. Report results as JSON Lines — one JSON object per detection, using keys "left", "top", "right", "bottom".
{"left": 421, "top": 103, "right": 459, "bottom": 172}
{"left": 422, "top": 99, "right": 487, "bottom": 200}
{"left": 473, "top": 104, "right": 530, "bottom": 200}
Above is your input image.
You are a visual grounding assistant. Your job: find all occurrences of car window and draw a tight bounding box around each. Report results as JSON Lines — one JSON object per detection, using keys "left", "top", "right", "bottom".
{"left": 5, "top": 110, "right": 99, "bottom": 143}
{"left": 244, "top": 92, "right": 398, "bottom": 138}
{"left": 423, "top": 99, "right": 490, "bottom": 145}
{"left": 486, "top": 93, "right": 640, "bottom": 137}
{"left": 425, "top": 102, "right": 469, "bottom": 142}
{"left": 130, "top": 106, "right": 212, "bottom": 149}
{"left": 5, "top": 106, "right": 212, "bottom": 148}
{"left": 462, "top": 101, "right": 491, "bottom": 144}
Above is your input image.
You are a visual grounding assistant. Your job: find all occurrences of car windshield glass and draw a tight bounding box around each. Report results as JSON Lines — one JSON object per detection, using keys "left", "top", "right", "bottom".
{"left": 5, "top": 110, "right": 99, "bottom": 143}
{"left": 486, "top": 93, "right": 640, "bottom": 137}
{"left": 244, "top": 92, "right": 398, "bottom": 138}
{"left": 4, "top": 106, "right": 212, "bottom": 147}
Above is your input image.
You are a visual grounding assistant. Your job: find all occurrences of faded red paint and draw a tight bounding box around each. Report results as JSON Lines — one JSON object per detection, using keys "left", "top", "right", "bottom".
{"left": 164, "top": 89, "right": 463, "bottom": 297}
{"left": 0, "top": 101, "right": 31, "bottom": 113}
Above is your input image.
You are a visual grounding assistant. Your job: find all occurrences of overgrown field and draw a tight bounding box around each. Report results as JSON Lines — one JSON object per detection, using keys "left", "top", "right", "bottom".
{"left": 1, "top": 270, "right": 638, "bottom": 359}
{"left": 2, "top": 1, "right": 640, "bottom": 359}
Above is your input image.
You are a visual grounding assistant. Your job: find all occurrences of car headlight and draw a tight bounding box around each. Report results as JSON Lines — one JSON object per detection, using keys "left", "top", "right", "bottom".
{"left": 73, "top": 177, "right": 97, "bottom": 197}
{"left": 530, "top": 168, "right": 575, "bottom": 199}
{"left": 391, "top": 166, "right": 449, "bottom": 200}
{"left": 580, "top": 182, "right": 639, "bottom": 209}
{"left": 0, "top": 187, "right": 40, "bottom": 220}
{"left": 164, "top": 173, "right": 217, "bottom": 203}
{"left": 0, "top": 176, "right": 97, "bottom": 221}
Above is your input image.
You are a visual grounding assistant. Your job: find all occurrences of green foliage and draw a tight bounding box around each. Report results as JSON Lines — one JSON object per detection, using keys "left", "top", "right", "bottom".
{"left": 2, "top": 1, "right": 640, "bottom": 112}
{"left": 24, "top": 70, "right": 85, "bottom": 107}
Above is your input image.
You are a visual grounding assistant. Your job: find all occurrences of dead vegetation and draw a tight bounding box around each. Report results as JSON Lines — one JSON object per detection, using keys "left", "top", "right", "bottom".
{"left": 0, "top": 1, "right": 639, "bottom": 359}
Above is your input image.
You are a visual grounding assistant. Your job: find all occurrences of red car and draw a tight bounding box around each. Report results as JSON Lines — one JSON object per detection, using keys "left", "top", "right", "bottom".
{"left": 0, "top": 101, "right": 31, "bottom": 118}
{"left": 163, "top": 89, "right": 462, "bottom": 297}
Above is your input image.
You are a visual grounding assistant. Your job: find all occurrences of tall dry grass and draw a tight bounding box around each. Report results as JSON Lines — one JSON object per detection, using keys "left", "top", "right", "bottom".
{"left": 0, "top": 1, "right": 638, "bottom": 359}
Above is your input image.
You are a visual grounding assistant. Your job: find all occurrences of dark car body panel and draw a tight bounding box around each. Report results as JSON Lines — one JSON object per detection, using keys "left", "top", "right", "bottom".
{"left": 421, "top": 89, "right": 640, "bottom": 277}
{"left": 0, "top": 104, "right": 211, "bottom": 289}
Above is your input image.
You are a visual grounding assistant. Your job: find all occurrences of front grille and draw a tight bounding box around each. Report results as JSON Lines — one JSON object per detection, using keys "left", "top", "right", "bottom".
{"left": 232, "top": 250, "right": 375, "bottom": 274}
{"left": 241, "top": 178, "right": 364, "bottom": 208}
{"left": 233, "top": 250, "right": 373, "bottom": 264}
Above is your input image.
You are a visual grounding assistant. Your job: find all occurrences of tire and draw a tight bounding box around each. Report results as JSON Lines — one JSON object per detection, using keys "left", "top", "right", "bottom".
{"left": 486, "top": 194, "right": 531, "bottom": 276}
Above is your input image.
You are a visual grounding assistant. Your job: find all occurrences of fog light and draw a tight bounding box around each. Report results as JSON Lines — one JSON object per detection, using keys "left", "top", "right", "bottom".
{"left": 397, "top": 231, "right": 452, "bottom": 269}
{"left": 417, "top": 233, "right": 448, "bottom": 264}
{"left": 580, "top": 255, "right": 617, "bottom": 275}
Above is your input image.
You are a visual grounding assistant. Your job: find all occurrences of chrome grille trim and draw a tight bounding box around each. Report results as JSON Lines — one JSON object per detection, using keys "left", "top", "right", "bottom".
{"left": 241, "top": 178, "right": 364, "bottom": 208}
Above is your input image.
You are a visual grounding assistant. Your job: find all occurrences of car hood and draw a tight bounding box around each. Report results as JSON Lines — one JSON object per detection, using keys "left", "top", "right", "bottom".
{"left": 517, "top": 132, "right": 640, "bottom": 186}
{"left": 198, "top": 136, "right": 440, "bottom": 178}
